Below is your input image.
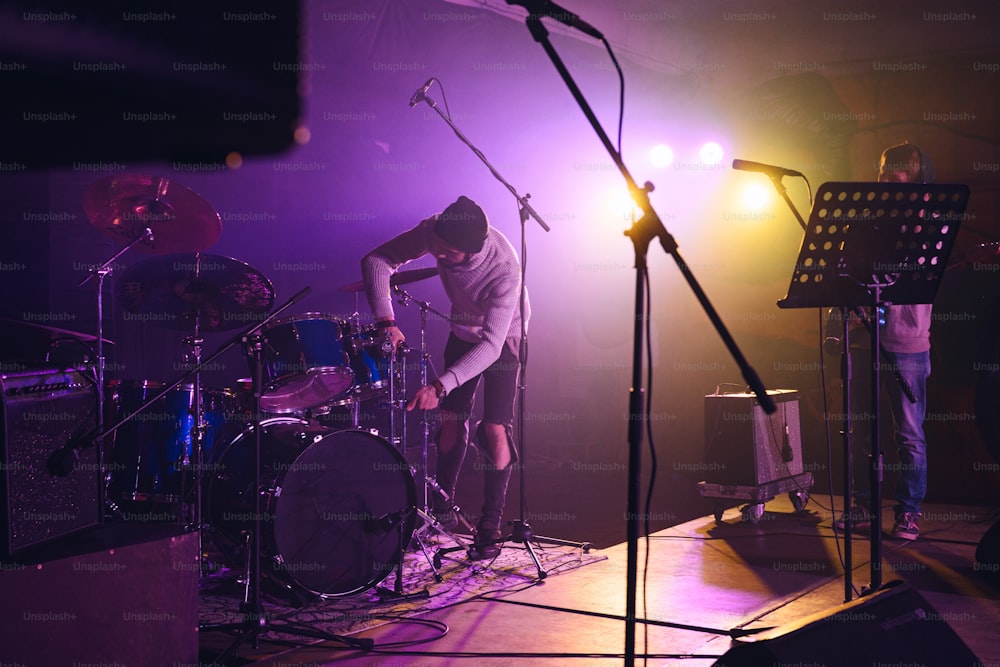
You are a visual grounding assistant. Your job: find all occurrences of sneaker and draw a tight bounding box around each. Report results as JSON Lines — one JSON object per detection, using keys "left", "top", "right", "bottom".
{"left": 834, "top": 504, "right": 872, "bottom": 532}
{"left": 469, "top": 524, "right": 503, "bottom": 561}
{"left": 891, "top": 512, "right": 921, "bottom": 541}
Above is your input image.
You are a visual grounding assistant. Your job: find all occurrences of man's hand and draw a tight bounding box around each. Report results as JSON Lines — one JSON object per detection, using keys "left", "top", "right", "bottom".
{"left": 406, "top": 384, "right": 441, "bottom": 411}
{"left": 377, "top": 323, "right": 406, "bottom": 351}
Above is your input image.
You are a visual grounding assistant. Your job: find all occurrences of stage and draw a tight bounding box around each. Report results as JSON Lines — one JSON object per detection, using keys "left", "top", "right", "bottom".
{"left": 198, "top": 495, "right": 1000, "bottom": 666}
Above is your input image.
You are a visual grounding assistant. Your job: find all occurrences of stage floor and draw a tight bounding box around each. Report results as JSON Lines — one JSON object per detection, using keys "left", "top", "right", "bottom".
{"left": 199, "top": 495, "right": 1000, "bottom": 666}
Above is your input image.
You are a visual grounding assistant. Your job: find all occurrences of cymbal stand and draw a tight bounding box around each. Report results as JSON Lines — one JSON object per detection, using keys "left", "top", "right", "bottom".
{"left": 77, "top": 227, "right": 154, "bottom": 521}
{"left": 179, "top": 308, "right": 211, "bottom": 566}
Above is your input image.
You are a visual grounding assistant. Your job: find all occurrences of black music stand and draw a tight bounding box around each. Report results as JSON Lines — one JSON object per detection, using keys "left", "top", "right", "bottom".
{"left": 778, "top": 181, "right": 969, "bottom": 598}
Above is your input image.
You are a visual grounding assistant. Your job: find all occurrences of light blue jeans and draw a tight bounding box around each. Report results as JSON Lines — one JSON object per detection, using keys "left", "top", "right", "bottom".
{"left": 851, "top": 349, "right": 930, "bottom": 518}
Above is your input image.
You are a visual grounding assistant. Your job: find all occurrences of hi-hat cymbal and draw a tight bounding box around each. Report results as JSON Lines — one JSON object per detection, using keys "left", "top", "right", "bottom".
{"left": 118, "top": 253, "right": 275, "bottom": 332}
{"left": 339, "top": 267, "right": 439, "bottom": 293}
{"left": 84, "top": 174, "right": 221, "bottom": 254}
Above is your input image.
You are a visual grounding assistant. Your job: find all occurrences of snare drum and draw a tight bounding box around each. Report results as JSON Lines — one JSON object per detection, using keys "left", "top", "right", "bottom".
{"left": 257, "top": 313, "right": 356, "bottom": 413}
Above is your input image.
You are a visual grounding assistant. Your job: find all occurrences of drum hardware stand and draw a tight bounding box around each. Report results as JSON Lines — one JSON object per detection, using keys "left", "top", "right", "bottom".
{"left": 197, "top": 287, "right": 374, "bottom": 663}
{"left": 373, "top": 288, "right": 477, "bottom": 595}
{"left": 411, "top": 80, "right": 595, "bottom": 575}
{"left": 178, "top": 319, "right": 214, "bottom": 570}
{"left": 66, "top": 227, "right": 155, "bottom": 523}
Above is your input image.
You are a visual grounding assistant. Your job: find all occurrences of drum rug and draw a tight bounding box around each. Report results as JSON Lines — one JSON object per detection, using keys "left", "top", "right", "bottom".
{"left": 198, "top": 533, "right": 607, "bottom": 641}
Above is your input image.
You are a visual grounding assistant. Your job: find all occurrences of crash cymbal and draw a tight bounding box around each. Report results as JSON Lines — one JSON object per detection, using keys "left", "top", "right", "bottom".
{"left": 339, "top": 267, "right": 439, "bottom": 292}
{"left": 0, "top": 318, "right": 115, "bottom": 345}
{"left": 84, "top": 174, "right": 221, "bottom": 254}
{"left": 118, "top": 253, "right": 275, "bottom": 331}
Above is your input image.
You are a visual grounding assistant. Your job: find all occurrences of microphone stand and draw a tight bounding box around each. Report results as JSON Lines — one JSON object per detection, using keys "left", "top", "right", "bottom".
{"left": 512, "top": 14, "right": 775, "bottom": 666}
{"left": 412, "top": 84, "right": 594, "bottom": 575}
{"left": 196, "top": 287, "right": 374, "bottom": 663}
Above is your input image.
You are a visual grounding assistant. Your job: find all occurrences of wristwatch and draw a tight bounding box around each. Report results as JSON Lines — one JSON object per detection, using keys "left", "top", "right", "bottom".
{"left": 431, "top": 379, "right": 447, "bottom": 398}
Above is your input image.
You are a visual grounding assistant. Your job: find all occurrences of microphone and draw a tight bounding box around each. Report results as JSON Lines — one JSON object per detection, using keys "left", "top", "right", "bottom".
{"left": 732, "top": 159, "right": 804, "bottom": 179}
{"left": 408, "top": 78, "right": 434, "bottom": 108}
{"left": 505, "top": 0, "right": 604, "bottom": 39}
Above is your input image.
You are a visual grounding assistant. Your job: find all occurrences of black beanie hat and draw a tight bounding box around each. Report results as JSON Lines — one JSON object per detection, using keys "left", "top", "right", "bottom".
{"left": 434, "top": 196, "right": 488, "bottom": 253}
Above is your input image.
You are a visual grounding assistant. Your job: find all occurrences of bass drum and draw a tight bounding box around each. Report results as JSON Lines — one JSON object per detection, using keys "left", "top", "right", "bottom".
{"left": 207, "top": 418, "right": 416, "bottom": 598}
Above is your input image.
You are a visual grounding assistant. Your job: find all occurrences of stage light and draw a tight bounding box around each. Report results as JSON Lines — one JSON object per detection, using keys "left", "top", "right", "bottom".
{"left": 699, "top": 141, "right": 724, "bottom": 165}
{"left": 649, "top": 144, "right": 674, "bottom": 169}
{"left": 741, "top": 183, "right": 771, "bottom": 211}
{"left": 609, "top": 186, "right": 642, "bottom": 223}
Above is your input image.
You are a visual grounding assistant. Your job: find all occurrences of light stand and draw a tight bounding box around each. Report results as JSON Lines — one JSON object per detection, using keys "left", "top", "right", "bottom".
{"left": 509, "top": 13, "right": 776, "bottom": 665}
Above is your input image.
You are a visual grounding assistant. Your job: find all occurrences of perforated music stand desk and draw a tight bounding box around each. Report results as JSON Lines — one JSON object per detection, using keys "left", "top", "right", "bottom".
{"left": 777, "top": 181, "right": 969, "bottom": 598}
{"left": 778, "top": 182, "right": 968, "bottom": 309}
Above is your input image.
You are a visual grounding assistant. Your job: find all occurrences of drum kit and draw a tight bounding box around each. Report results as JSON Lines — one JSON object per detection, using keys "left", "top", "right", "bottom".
{"left": 70, "top": 174, "right": 464, "bottom": 601}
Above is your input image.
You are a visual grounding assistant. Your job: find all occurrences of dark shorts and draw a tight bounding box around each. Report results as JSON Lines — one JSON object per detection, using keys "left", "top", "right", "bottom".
{"left": 440, "top": 333, "right": 519, "bottom": 425}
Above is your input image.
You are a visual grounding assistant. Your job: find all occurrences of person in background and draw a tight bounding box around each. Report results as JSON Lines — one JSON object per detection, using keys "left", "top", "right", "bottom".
{"left": 831, "top": 142, "right": 934, "bottom": 541}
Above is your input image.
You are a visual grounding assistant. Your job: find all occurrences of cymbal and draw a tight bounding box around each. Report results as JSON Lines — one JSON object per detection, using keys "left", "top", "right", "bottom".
{"left": 84, "top": 174, "right": 221, "bottom": 254}
{"left": 339, "top": 267, "right": 439, "bottom": 293}
{"left": 0, "top": 318, "right": 115, "bottom": 345}
{"left": 118, "top": 253, "right": 275, "bottom": 332}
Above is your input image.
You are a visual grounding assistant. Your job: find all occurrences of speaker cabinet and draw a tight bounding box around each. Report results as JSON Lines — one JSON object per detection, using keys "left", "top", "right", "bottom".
{"left": 0, "top": 527, "right": 199, "bottom": 666}
{"left": 713, "top": 581, "right": 982, "bottom": 666}
{"left": 704, "top": 390, "right": 803, "bottom": 486}
{"left": 1, "top": 368, "right": 100, "bottom": 556}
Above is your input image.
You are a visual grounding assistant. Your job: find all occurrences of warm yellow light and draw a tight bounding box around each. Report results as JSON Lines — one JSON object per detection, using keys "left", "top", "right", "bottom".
{"left": 609, "top": 187, "right": 642, "bottom": 223}
{"left": 741, "top": 183, "right": 771, "bottom": 210}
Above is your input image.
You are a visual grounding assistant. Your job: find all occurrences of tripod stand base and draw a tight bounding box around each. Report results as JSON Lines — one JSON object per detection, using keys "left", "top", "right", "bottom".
{"left": 431, "top": 519, "right": 593, "bottom": 576}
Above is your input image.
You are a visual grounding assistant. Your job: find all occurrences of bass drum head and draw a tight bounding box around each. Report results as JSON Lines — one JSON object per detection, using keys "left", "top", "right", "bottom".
{"left": 273, "top": 428, "right": 416, "bottom": 597}
{"left": 209, "top": 420, "right": 416, "bottom": 598}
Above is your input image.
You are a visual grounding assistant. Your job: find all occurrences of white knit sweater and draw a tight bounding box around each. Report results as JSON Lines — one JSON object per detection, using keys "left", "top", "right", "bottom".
{"left": 361, "top": 215, "right": 529, "bottom": 393}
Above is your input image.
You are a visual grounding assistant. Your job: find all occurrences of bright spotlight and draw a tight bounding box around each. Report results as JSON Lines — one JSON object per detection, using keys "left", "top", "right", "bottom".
{"left": 649, "top": 144, "right": 674, "bottom": 169}
{"left": 699, "top": 141, "right": 724, "bottom": 165}
{"left": 741, "top": 183, "right": 771, "bottom": 211}
{"left": 609, "top": 187, "right": 642, "bottom": 222}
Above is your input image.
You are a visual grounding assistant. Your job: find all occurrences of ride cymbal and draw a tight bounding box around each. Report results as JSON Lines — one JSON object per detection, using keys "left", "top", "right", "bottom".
{"left": 118, "top": 253, "right": 275, "bottom": 331}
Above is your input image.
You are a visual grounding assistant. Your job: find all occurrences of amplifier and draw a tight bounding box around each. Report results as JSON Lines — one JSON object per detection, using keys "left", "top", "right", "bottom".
{"left": 703, "top": 390, "right": 803, "bottom": 487}
{"left": 1, "top": 367, "right": 100, "bottom": 556}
